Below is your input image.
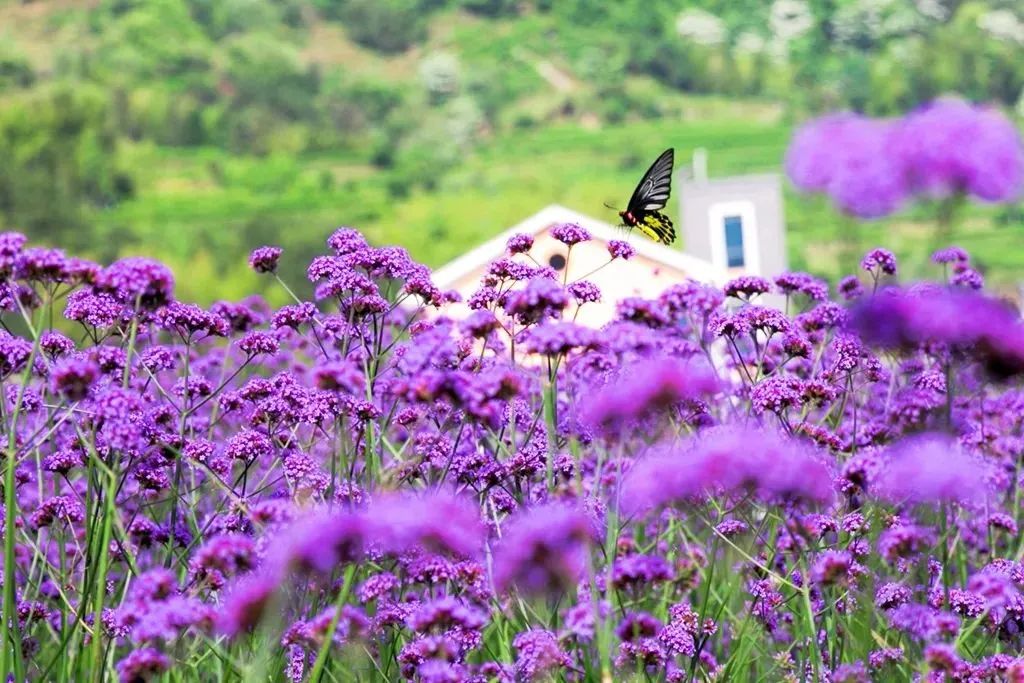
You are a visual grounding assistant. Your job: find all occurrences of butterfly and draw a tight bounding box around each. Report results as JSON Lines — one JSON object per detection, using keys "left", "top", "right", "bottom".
{"left": 615, "top": 148, "right": 676, "bottom": 245}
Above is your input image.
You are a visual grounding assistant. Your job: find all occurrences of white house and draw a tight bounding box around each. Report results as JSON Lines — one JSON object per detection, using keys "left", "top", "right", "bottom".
{"left": 430, "top": 167, "right": 789, "bottom": 326}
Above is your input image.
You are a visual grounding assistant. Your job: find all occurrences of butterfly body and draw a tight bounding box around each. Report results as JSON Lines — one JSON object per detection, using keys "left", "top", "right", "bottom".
{"left": 617, "top": 148, "right": 676, "bottom": 245}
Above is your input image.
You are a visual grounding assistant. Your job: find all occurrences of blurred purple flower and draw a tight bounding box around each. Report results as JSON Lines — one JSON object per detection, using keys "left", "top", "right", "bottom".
{"left": 876, "top": 433, "right": 991, "bottom": 505}
{"left": 621, "top": 426, "right": 834, "bottom": 514}
{"left": 583, "top": 356, "right": 718, "bottom": 432}
{"left": 851, "top": 286, "right": 1024, "bottom": 380}
{"left": 513, "top": 629, "right": 573, "bottom": 680}
{"left": 493, "top": 503, "right": 597, "bottom": 596}
{"left": 894, "top": 97, "right": 1024, "bottom": 203}
{"left": 786, "top": 114, "right": 908, "bottom": 218}
{"left": 51, "top": 355, "right": 99, "bottom": 401}
{"left": 116, "top": 648, "right": 171, "bottom": 683}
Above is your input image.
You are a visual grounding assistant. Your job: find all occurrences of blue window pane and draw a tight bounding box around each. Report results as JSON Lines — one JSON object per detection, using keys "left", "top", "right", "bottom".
{"left": 724, "top": 215, "right": 745, "bottom": 267}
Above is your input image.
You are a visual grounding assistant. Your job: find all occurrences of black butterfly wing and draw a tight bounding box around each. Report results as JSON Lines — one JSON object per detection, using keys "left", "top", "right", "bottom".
{"left": 626, "top": 148, "right": 674, "bottom": 214}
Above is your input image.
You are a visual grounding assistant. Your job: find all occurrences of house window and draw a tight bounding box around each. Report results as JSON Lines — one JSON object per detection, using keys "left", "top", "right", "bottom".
{"left": 724, "top": 215, "right": 745, "bottom": 267}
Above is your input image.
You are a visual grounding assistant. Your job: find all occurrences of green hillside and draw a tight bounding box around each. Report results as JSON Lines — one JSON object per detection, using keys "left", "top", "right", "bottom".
{"left": 2, "top": 0, "right": 1023, "bottom": 301}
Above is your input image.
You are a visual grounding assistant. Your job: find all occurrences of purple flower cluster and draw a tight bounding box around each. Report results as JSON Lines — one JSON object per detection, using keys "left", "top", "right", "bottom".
{"left": 2, "top": 226, "right": 1024, "bottom": 681}
{"left": 786, "top": 98, "right": 1024, "bottom": 217}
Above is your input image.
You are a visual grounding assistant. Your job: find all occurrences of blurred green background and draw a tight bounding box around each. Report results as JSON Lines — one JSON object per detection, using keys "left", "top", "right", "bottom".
{"left": 2, "top": 0, "right": 1024, "bottom": 303}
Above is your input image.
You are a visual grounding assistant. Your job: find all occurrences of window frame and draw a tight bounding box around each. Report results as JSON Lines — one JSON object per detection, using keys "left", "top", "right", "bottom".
{"left": 708, "top": 200, "right": 760, "bottom": 273}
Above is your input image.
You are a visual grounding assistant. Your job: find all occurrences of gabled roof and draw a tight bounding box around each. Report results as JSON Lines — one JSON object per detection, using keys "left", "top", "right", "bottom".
{"left": 430, "top": 204, "right": 727, "bottom": 288}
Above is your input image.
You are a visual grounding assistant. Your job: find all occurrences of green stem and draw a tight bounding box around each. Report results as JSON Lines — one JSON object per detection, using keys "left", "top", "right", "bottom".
{"left": 1, "top": 339, "right": 39, "bottom": 682}
{"left": 307, "top": 564, "right": 358, "bottom": 682}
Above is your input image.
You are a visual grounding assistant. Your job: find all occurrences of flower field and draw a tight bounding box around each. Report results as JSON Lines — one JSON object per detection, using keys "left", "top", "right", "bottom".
{"left": 5, "top": 98, "right": 1024, "bottom": 683}
{"left": 3, "top": 223, "right": 1024, "bottom": 683}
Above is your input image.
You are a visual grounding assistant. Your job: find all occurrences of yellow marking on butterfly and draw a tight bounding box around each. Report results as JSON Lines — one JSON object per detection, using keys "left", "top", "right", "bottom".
{"left": 635, "top": 212, "right": 676, "bottom": 245}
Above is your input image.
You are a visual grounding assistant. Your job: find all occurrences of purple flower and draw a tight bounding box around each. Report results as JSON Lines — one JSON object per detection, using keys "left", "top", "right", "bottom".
{"left": 851, "top": 286, "right": 1024, "bottom": 379}
{"left": 40, "top": 331, "right": 75, "bottom": 358}
{"left": 237, "top": 330, "right": 280, "bottom": 357}
{"left": 567, "top": 280, "right": 601, "bottom": 305}
{"left": 878, "top": 524, "right": 934, "bottom": 562}
{"left": 506, "top": 233, "right": 534, "bottom": 254}
{"left": 583, "top": 357, "right": 718, "bottom": 432}
{"left": 522, "top": 322, "right": 599, "bottom": 356}
{"left": 116, "top": 648, "right": 171, "bottom": 683}
{"left": 966, "top": 570, "right": 1019, "bottom": 615}
{"left": 211, "top": 299, "right": 266, "bottom": 332}
{"left": 368, "top": 490, "right": 484, "bottom": 558}
{"left": 0, "top": 232, "right": 26, "bottom": 274}
{"left": 14, "top": 247, "right": 71, "bottom": 282}
{"left": 786, "top": 113, "right": 861, "bottom": 192}
{"left": 831, "top": 662, "right": 869, "bottom": 683}
{"left": 838, "top": 275, "right": 864, "bottom": 301}
{"left": 550, "top": 222, "right": 591, "bottom": 246}
{"left": 774, "top": 272, "right": 828, "bottom": 301}
{"left": 312, "top": 361, "right": 363, "bottom": 394}
{"left": 861, "top": 248, "right": 897, "bottom": 276}
{"left": 225, "top": 429, "right": 272, "bottom": 462}
{"left": 607, "top": 240, "right": 635, "bottom": 260}
{"left": 612, "top": 554, "right": 673, "bottom": 590}
{"left": 621, "top": 426, "right": 834, "bottom": 513}
{"left": 156, "top": 302, "right": 229, "bottom": 339}
{"left": 786, "top": 113, "right": 908, "bottom": 218}
{"left": 94, "top": 257, "right": 174, "bottom": 309}
{"left": 249, "top": 246, "right": 283, "bottom": 273}
{"left": 51, "top": 355, "right": 99, "bottom": 401}
{"left": 189, "top": 534, "right": 257, "bottom": 587}
{"left": 810, "top": 550, "right": 856, "bottom": 586}
{"left": 217, "top": 573, "right": 279, "bottom": 637}
{"left": 513, "top": 629, "right": 572, "bottom": 681}
{"left": 503, "top": 278, "right": 568, "bottom": 324}
{"left": 750, "top": 376, "right": 805, "bottom": 415}
{"left": 461, "top": 309, "right": 501, "bottom": 338}
{"left": 493, "top": 504, "right": 597, "bottom": 596}
{"left": 724, "top": 275, "right": 772, "bottom": 299}
{"left": 888, "top": 603, "right": 959, "bottom": 641}
{"left": 875, "top": 583, "right": 911, "bottom": 609}
{"left": 615, "top": 297, "right": 670, "bottom": 327}
{"left": 327, "top": 227, "right": 368, "bottom": 255}
{"left": 659, "top": 280, "right": 723, "bottom": 317}
{"left": 407, "top": 597, "right": 487, "bottom": 633}
{"left": 932, "top": 246, "right": 970, "bottom": 264}
{"left": 868, "top": 648, "right": 904, "bottom": 670}
{"left": 924, "top": 642, "right": 963, "bottom": 675}
{"left": 894, "top": 97, "right": 1024, "bottom": 202}
{"left": 271, "top": 302, "right": 318, "bottom": 330}
{"left": 64, "top": 290, "right": 128, "bottom": 328}
{"left": 876, "top": 433, "right": 991, "bottom": 505}
{"left": 31, "top": 495, "right": 85, "bottom": 529}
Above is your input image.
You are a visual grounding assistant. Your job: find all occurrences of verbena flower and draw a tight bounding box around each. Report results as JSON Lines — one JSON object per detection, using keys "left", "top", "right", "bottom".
{"left": 583, "top": 357, "right": 718, "bottom": 432}
{"left": 550, "top": 222, "right": 591, "bottom": 246}
{"left": 876, "top": 433, "right": 991, "bottom": 505}
{"left": 607, "top": 240, "right": 635, "bottom": 260}
{"left": 249, "top": 246, "right": 283, "bottom": 273}
{"left": 621, "top": 426, "right": 834, "bottom": 514}
{"left": 895, "top": 97, "right": 1024, "bottom": 202}
{"left": 506, "top": 233, "right": 534, "bottom": 254}
{"left": 493, "top": 504, "right": 597, "bottom": 596}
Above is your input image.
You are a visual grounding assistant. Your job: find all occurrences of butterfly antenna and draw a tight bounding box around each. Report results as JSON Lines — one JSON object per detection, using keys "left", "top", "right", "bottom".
{"left": 603, "top": 201, "right": 619, "bottom": 211}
